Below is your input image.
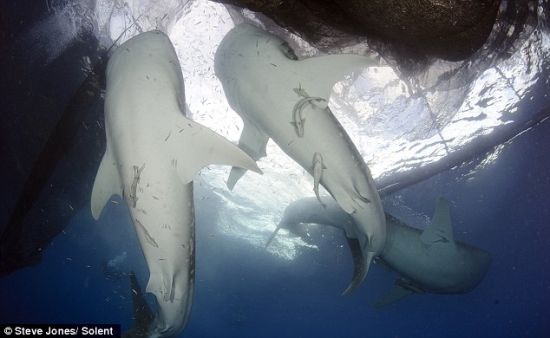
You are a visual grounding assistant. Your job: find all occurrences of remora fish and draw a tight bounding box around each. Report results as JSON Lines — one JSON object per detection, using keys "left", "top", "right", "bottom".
{"left": 91, "top": 30, "right": 261, "bottom": 337}
{"left": 215, "top": 23, "right": 385, "bottom": 292}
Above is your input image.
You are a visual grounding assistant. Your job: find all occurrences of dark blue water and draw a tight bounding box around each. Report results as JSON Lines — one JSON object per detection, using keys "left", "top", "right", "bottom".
{"left": 1, "top": 1, "right": 549, "bottom": 337}
{"left": 1, "top": 116, "right": 549, "bottom": 337}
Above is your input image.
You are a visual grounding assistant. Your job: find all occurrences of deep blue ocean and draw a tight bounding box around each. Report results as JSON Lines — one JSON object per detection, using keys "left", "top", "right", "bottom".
{"left": 1, "top": 108, "right": 549, "bottom": 338}
{"left": 1, "top": 1, "right": 549, "bottom": 337}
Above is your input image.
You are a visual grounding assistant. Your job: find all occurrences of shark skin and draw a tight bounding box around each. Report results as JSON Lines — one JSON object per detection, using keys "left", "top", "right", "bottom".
{"left": 265, "top": 195, "right": 365, "bottom": 295}
{"left": 215, "top": 23, "right": 386, "bottom": 288}
{"left": 91, "top": 31, "right": 261, "bottom": 337}
{"left": 268, "top": 197, "right": 491, "bottom": 306}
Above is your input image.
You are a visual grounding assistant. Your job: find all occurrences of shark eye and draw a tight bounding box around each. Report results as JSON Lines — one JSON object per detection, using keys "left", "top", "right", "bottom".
{"left": 279, "top": 42, "right": 298, "bottom": 60}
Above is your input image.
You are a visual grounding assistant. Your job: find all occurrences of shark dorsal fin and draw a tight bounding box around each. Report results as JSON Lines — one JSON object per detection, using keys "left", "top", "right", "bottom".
{"left": 420, "top": 197, "right": 455, "bottom": 246}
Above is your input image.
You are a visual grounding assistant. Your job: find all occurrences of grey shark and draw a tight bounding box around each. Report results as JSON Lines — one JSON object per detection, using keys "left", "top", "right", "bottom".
{"left": 215, "top": 23, "right": 385, "bottom": 292}
{"left": 91, "top": 31, "right": 261, "bottom": 336}
{"left": 267, "top": 196, "right": 491, "bottom": 306}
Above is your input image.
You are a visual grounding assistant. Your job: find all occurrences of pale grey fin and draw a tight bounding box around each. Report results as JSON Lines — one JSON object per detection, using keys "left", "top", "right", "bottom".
{"left": 227, "top": 119, "right": 269, "bottom": 190}
{"left": 374, "top": 283, "right": 415, "bottom": 309}
{"left": 175, "top": 118, "right": 262, "bottom": 185}
{"left": 227, "top": 168, "right": 247, "bottom": 190}
{"left": 265, "top": 224, "right": 282, "bottom": 248}
{"left": 342, "top": 248, "right": 375, "bottom": 295}
{"left": 91, "top": 140, "right": 122, "bottom": 220}
{"left": 299, "top": 54, "right": 380, "bottom": 100}
{"left": 420, "top": 197, "right": 454, "bottom": 246}
{"left": 238, "top": 119, "right": 269, "bottom": 161}
{"left": 341, "top": 237, "right": 365, "bottom": 295}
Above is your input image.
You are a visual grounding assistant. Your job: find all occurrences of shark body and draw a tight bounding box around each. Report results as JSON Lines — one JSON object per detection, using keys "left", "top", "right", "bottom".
{"left": 215, "top": 23, "right": 385, "bottom": 292}
{"left": 268, "top": 196, "right": 491, "bottom": 306}
{"left": 91, "top": 31, "right": 260, "bottom": 336}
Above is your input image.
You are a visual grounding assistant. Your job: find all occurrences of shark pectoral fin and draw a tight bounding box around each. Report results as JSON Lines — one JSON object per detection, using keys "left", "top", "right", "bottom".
{"left": 300, "top": 54, "right": 377, "bottom": 99}
{"left": 374, "top": 283, "right": 415, "bottom": 309}
{"left": 420, "top": 197, "right": 455, "bottom": 246}
{"left": 227, "top": 168, "right": 247, "bottom": 190}
{"left": 239, "top": 120, "right": 269, "bottom": 161}
{"left": 341, "top": 237, "right": 366, "bottom": 295}
{"left": 91, "top": 142, "right": 122, "bottom": 220}
{"left": 226, "top": 119, "right": 268, "bottom": 189}
{"left": 176, "top": 119, "right": 263, "bottom": 184}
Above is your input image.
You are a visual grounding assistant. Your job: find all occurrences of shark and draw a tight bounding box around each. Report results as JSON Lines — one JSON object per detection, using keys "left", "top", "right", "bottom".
{"left": 214, "top": 23, "right": 385, "bottom": 293}
{"left": 90, "top": 30, "right": 261, "bottom": 337}
{"left": 267, "top": 196, "right": 491, "bottom": 306}
{"left": 124, "top": 271, "right": 155, "bottom": 338}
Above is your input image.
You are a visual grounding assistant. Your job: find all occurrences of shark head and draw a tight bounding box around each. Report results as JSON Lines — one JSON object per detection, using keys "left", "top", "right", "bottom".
{"left": 216, "top": 23, "right": 294, "bottom": 66}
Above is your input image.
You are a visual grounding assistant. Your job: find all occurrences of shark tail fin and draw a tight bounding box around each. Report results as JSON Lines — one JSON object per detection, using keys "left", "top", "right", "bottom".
{"left": 173, "top": 118, "right": 263, "bottom": 185}
{"left": 341, "top": 244, "right": 375, "bottom": 296}
{"left": 91, "top": 141, "right": 122, "bottom": 220}
{"left": 123, "top": 271, "right": 155, "bottom": 338}
{"left": 227, "top": 119, "right": 269, "bottom": 190}
{"left": 265, "top": 223, "right": 283, "bottom": 248}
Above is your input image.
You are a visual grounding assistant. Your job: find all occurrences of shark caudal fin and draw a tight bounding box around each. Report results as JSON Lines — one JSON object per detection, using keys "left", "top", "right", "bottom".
{"left": 173, "top": 118, "right": 263, "bottom": 185}
{"left": 341, "top": 237, "right": 366, "bottom": 295}
{"left": 91, "top": 141, "right": 122, "bottom": 220}
{"left": 420, "top": 197, "right": 455, "bottom": 246}
{"left": 265, "top": 224, "right": 283, "bottom": 248}
{"left": 342, "top": 249, "right": 375, "bottom": 295}
{"left": 227, "top": 119, "right": 269, "bottom": 190}
{"left": 123, "top": 271, "right": 155, "bottom": 338}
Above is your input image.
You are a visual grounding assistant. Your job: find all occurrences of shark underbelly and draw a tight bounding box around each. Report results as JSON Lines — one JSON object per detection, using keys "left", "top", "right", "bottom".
{"left": 108, "top": 123, "right": 195, "bottom": 335}
{"left": 243, "top": 91, "right": 386, "bottom": 254}
{"left": 93, "top": 30, "right": 262, "bottom": 337}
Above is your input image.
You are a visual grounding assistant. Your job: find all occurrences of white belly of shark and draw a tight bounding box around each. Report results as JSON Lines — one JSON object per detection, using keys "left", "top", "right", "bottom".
{"left": 214, "top": 23, "right": 386, "bottom": 292}
{"left": 90, "top": 31, "right": 260, "bottom": 337}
